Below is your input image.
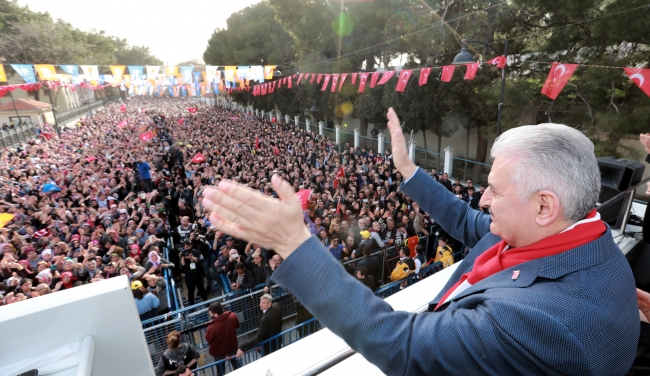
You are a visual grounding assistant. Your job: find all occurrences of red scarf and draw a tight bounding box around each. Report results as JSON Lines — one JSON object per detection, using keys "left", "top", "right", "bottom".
{"left": 435, "top": 209, "right": 605, "bottom": 311}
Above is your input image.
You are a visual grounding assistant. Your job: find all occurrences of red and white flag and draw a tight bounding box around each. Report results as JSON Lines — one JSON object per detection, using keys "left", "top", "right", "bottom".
{"left": 464, "top": 63, "right": 480, "bottom": 80}
{"left": 351, "top": 73, "right": 358, "bottom": 85}
{"left": 541, "top": 62, "right": 579, "bottom": 100}
{"left": 317, "top": 74, "right": 323, "bottom": 84}
{"left": 255, "top": 136, "right": 259, "bottom": 149}
{"left": 330, "top": 74, "right": 339, "bottom": 92}
{"left": 441, "top": 66, "right": 456, "bottom": 82}
{"left": 358, "top": 72, "right": 370, "bottom": 93}
{"left": 139, "top": 131, "right": 154, "bottom": 142}
{"left": 191, "top": 152, "right": 205, "bottom": 163}
{"left": 288, "top": 76, "right": 293, "bottom": 88}
{"left": 339, "top": 73, "right": 348, "bottom": 91}
{"left": 333, "top": 166, "right": 345, "bottom": 188}
{"left": 310, "top": 74, "right": 316, "bottom": 83}
{"left": 624, "top": 68, "right": 650, "bottom": 97}
{"left": 336, "top": 197, "right": 341, "bottom": 214}
{"left": 178, "top": 118, "right": 185, "bottom": 125}
{"left": 395, "top": 70, "right": 413, "bottom": 92}
{"left": 187, "top": 107, "right": 198, "bottom": 113}
{"left": 369, "top": 71, "right": 381, "bottom": 88}
{"left": 296, "top": 189, "right": 312, "bottom": 211}
{"left": 419, "top": 68, "right": 431, "bottom": 86}
{"left": 34, "top": 228, "right": 52, "bottom": 239}
{"left": 487, "top": 56, "right": 507, "bottom": 69}
{"left": 321, "top": 74, "right": 331, "bottom": 91}
{"left": 273, "top": 146, "right": 280, "bottom": 155}
{"left": 117, "top": 120, "right": 127, "bottom": 129}
{"left": 297, "top": 73, "right": 304, "bottom": 85}
{"left": 378, "top": 70, "right": 395, "bottom": 85}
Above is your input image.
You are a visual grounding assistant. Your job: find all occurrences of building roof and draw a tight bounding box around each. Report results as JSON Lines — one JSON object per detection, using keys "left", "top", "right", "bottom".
{"left": 0, "top": 98, "right": 52, "bottom": 112}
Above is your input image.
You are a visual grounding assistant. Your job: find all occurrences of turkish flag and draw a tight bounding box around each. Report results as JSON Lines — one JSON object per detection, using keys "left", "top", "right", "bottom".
{"left": 317, "top": 74, "right": 323, "bottom": 84}
{"left": 255, "top": 136, "right": 259, "bottom": 149}
{"left": 273, "top": 146, "right": 279, "bottom": 155}
{"left": 120, "top": 103, "right": 126, "bottom": 113}
{"left": 117, "top": 120, "right": 127, "bottom": 129}
{"left": 336, "top": 198, "right": 341, "bottom": 214}
{"left": 191, "top": 152, "right": 206, "bottom": 163}
{"left": 339, "top": 73, "right": 348, "bottom": 91}
{"left": 333, "top": 166, "right": 345, "bottom": 188}
{"left": 351, "top": 73, "right": 358, "bottom": 85}
{"left": 262, "top": 84, "right": 268, "bottom": 95}
{"left": 369, "top": 71, "right": 381, "bottom": 88}
{"left": 419, "top": 68, "right": 431, "bottom": 86}
{"left": 296, "top": 189, "right": 312, "bottom": 211}
{"left": 178, "top": 118, "right": 185, "bottom": 125}
{"left": 321, "top": 74, "right": 331, "bottom": 91}
{"left": 330, "top": 74, "right": 339, "bottom": 92}
{"left": 85, "top": 156, "right": 96, "bottom": 163}
{"left": 464, "top": 63, "right": 480, "bottom": 80}
{"left": 624, "top": 68, "right": 650, "bottom": 97}
{"left": 288, "top": 76, "right": 292, "bottom": 88}
{"left": 441, "top": 66, "right": 456, "bottom": 82}
{"left": 487, "top": 56, "right": 507, "bottom": 69}
{"left": 297, "top": 73, "right": 304, "bottom": 85}
{"left": 541, "top": 62, "right": 579, "bottom": 100}
{"left": 358, "top": 72, "right": 370, "bottom": 93}
{"left": 395, "top": 70, "right": 413, "bottom": 92}
{"left": 139, "top": 131, "right": 154, "bottom": 142}
{"left": 187, "top": 107, "right": 198, "bottom": 113}
{"left": 378, "top": 71, "right": 395, "bottom": 85}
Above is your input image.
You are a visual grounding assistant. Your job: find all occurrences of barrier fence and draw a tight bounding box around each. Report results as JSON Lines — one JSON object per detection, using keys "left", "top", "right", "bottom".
{"left": 0, "top": 123, "right": 38, "bottom": 148}
{"left": 54, "top": 100, "right": 104, "bottom": 125}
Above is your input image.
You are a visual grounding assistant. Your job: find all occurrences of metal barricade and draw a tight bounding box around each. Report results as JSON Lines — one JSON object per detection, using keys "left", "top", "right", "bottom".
{"left": 451, "top": 156, "right": 492, "bottom": 186}
{"left": 415, "top": 148, "right": 444, "bottom": 172}
{"left": 142, "top": 313, "right": 183, "bottom": 364}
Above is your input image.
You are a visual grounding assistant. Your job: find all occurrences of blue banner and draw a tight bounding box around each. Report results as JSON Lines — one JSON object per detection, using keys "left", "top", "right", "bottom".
{"left": 128, "top": 66, "right": 144, "bottom": 80}
{"left": 193, "top": 72, "right": 201, "bottom": 95}
{"left": 180, "top": 66, "right": 194, "bottom": 84}
{"left": 181, "top": 85, "right": 187, "bottom": 97}
{"left": 60, "top": 65, "right": 78, "bottom": 77}
{"left": 11, "top": 64, "right": 36, "bottom": 83}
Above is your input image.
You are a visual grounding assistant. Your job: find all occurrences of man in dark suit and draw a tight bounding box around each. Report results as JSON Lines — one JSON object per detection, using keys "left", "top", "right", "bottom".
{"left": 236, "top": 294, "right": 282, "bottom": 358}
{"left": 356, "top": 247, "right": 381, "bottom": 284}
{"left": 464, "top": 186, "right": 481, "bottom": 210}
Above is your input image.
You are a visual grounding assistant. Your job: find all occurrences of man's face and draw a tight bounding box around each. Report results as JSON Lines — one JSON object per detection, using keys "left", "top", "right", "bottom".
{"left": 260, "top": 298, "right": 272, "bottom": 311}
{"left": 181, "top": 218, "right": 189, "bottom": 226}
{"left": 236, "top": 267, "right": 245, "bottom": 275}
{"left": 372, "top": 222, "right": 380, "bottom": 232}
{"left": 356, "top": 270, "right": 363, "bottom": 279}
{"left": 480, "top": 156, "right": 536, "bottom": 247}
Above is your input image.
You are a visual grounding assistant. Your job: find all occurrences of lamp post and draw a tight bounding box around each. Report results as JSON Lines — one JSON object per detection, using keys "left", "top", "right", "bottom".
{"left": 453, "top": 38, "right": 509, "bottom": 137}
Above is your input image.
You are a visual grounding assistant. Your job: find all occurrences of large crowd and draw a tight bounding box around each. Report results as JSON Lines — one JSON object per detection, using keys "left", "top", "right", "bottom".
{"left": 0, "top": 97, "right": 481, "bottom": 312}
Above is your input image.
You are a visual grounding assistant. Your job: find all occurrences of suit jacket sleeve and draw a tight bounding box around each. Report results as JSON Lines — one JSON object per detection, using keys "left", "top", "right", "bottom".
{"left": 400, "top": 168, "right": 491, "bottom": 249}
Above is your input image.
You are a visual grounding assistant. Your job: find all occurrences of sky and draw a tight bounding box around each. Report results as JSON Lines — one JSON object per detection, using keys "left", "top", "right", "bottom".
{"left": 18, "top": 0, "right": 262, "bottom": 65}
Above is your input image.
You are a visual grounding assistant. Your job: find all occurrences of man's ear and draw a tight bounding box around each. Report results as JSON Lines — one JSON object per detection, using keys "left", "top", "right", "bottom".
{"left": 534, "top": 190, "right": 561, "bottom": 227}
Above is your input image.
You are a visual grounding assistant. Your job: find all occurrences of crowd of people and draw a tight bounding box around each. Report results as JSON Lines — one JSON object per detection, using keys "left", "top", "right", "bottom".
{"left": 0, "top": 96, "right": 477, "bottom": 311}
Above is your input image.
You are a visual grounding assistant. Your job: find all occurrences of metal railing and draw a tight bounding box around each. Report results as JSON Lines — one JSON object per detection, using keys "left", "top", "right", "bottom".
{"left": 451, "top": 156, "right": 492, "bottom": 185}
{"left": 0, "top": 123, "right": 38, "bottom": 148}
{"left": 415, "top": 148, "right": 444, "bottom": 172}
{"left": 54, "top": 100, "right": 104, "bottom": 125}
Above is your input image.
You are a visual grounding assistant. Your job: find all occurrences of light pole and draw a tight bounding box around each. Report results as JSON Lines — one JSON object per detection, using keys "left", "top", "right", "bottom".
{"left": 453, "top": 38, "right": 509, "bottom": 137}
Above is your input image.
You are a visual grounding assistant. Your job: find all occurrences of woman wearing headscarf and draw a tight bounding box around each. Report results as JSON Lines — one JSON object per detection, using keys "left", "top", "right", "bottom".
{"left": 143, "top": 249, "right": 173, "bottom": 276}
{"left": 78, "top": 260, "right": 101, "bottom": 283}
{"left": 36, "top": 269, "right": 53, "bottom": 286}
{"left": 51, "top": 271, "right": 76, "bottom": 292}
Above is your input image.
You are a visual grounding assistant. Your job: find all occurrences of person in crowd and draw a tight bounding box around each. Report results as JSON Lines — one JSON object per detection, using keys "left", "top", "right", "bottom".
{"left": 155, "top": 330, "right": 199, "bottom": 376}
{"left": 202, "top": 108, "right": 639, "bottom": 375}
{"left": 205, "top": 302, "right": 240, "bottom": 375}
{"left": 173, "top": 366, "right": 193, "bottom": 376}
{"left": 356, "top": 266, "right": 376, "bottom": 291}
{"left": 245, "top": 248, "right": 271, "bottom": 292}
{"left": 229, "top": 262, "right": 255, "bottom": 291}
{"left": 179, "top": 240, "right": 207, "bottom": 306}
{"left": 132, "top": 279, "right": 159, "bottom": 321}
{"left": 356, "top": 246, "right": 381, "bottom": 284}
{"left": 145, "top": 274, "right": 169, "bottom": 315}
{"left": 236, "top": 294, "right": 282, "bottom": 358}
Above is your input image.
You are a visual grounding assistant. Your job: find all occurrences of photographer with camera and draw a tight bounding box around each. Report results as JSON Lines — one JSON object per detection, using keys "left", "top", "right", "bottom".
{"left": 179, "top": 240, "right": 207, "bottom": 306}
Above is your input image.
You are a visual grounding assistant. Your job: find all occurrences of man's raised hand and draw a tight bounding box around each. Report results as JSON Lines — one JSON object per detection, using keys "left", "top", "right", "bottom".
{"left": 386, "top": 108, "right": 417, "bottom": 180}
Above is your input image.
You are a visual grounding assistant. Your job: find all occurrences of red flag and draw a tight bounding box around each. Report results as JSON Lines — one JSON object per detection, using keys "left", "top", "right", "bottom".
{"left": 178, "top": 118, "right": 185, "bottom": 125}
{"left": 187, "top": 107, "right": 198, "bottom": 113}
{"left": 378, "top": 71, "right": 395, "bottom": 85}
{"left": 369, "top": 71, "right": 381, "bottom": 88}
{"left": 624, "top": 68, "right": 650, "bottom": 97}
{"left": 297, "top": 73, "right": 304, "bottom": 85}
{"left": 191, "top": 152, "right": 206, "bottom": 163}
{"left": 336, "top": 198, "right": 341, "bottom": 214}
{"left": 317, "top": 74, "right": 322, "bottom": 84}
{"left": 310, "top": 74, "right": 316, "bottom": 83}
{"left": 296, "top": 189, "right": 312, "bottom": 210}
{"left": 395, "top": 70, "right": 413, "bottom": 92}
{"left": 464, "top": 63, "right": 480, "bottom": 80}
{"left": 321, "top": 74, "right": 331, "bottom": 91}
{"left": 120, "top": 103, "right": 126, "bottom": 113}
{"left": 441, "top": 66, "right": 456, "bottom": 82}
{"left": 419, "top": 68, "right": 431, "bottom": 86}
{"left": 541, "top": 62, "right": 579, "bottom": 100}
{"left": 330, "top": 74, "right": 339, "bottom": 92}
{"left": 277, "top": 79, "right": 282, "bottom": 89}
{"left": 288, "top": 76, "right": 293, "bottom": 88}
{"left": 85, "top": 156, "right": 96, "bottom": 163}
{"left": 304, "top": 74, "right": 310, "bottom": 81}
{"left": 261, "top": 84, "right": 267, "bottom": 95}
{"left": 34, "top": 228, "right": 52, "bottom": 239}
{"left": 333, "top": 166, "right": 345, "bottom": 188}
{"left": 339, "top": 73, "right": 348, "bottom": 91}
{"left": 351, "top": 73, "right": 358, "bottom": 85}
{"left": 139, "top": 131, "right": 154, "bottom": 142}
{"left": 358, "top": 72, "right": 370, "bottom": 93}
{"left": 255, "top": 136, "right": 259, "bottom": 149}
{"left": 273, "top": 146, "right": 279, "bottom": 155}
{"left": 487, "top": 56, "right": 507, "bottom": 69}
{"left": 117, "top": 120, "right": 127, "bottom": 129}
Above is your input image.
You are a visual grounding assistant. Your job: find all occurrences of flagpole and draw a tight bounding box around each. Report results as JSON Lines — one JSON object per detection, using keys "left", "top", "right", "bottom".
{"left": 495, "top": 39, "right": 509, "bottom": 137}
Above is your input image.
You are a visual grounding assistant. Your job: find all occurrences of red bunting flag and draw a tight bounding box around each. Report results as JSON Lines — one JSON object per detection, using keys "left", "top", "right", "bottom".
{"left": 395, "top": 70, "right": 413, "bottom": 92}
{"left": 255, "top": 136, "right": 259, "bottom": 149}
{"left": 330, "top": 74, "right": 339, "bottom": 92}
{"left": 288, "top": 76, "right": 292, "bottom": 88}
{"left": 464, "top": 63, "right": 480, "bottom": 80}
{"left": 191, "top": 152, "right": 206, "bottom": 164}
{"left": 120, "top": 103, "right": 126, "bottom": 113}
{"left": 351, "top": 73, "right": 358, "bottom": 85}
{"left": 187, "top": 107, "right": 198, "bottom": 113}
{"left": 419, "top": 68, "right": 431, "bottom": 86}
{"left": 317, "top": 74, "right": 322, "bottom": 84}
{"left": 310, "top": 74, "right": 316, "bottom": 83}
{"left": 441, "top": 66, "right": 456, "bottom": 82}
{"left": 296, "top": 189, "right": 312, "bottom": 210}
{"left": 369, "top": 71, "right": 381, "bottom": 88}
{"left": 624, "top": 68, "right": 650, "bottom": 97}
{"left": 297, "top": 73, "right": 304, "bottom": 85}
{"left": 487, "top": 56, "right": 507, "bottom": 69}
{"left": 378, "top": 71, "right": 395, "bottom": 85}
{"left": 139, "top": 131, "right": 154, "bottom": 142}
{"left": 277, "top": 79, "right": 282, "bottom": 89}
{"left": 321, "top": 74, "right": 331, "bottom": 91}
{"left": 339, "top": 73, "right": 348, "bottom": 91}
{"left": 358, "top": 72, "right": 370, "bottom": 93}
{"left": 541, "top": 62, "right": 579, "bottom": 100}
{"left": 261, "top": 84, "right": 267, "bottom": 95}
{"left": 333, "top": 166, "right": 345, "bottom": 188}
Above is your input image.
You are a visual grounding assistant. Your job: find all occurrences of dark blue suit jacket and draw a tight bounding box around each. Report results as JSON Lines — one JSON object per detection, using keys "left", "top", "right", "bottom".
{"left": 272, "top": 168, "right": 638, "bottom": 375}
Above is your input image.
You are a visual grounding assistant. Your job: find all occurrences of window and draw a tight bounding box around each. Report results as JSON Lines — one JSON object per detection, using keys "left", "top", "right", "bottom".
{"left": 9, "top": 116, "right": 32, "bottom": 126}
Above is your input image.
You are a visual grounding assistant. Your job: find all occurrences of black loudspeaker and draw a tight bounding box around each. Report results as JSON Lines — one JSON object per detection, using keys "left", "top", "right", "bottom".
{"left": 597, "top": 157, "right": 645, "bottom": 228}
